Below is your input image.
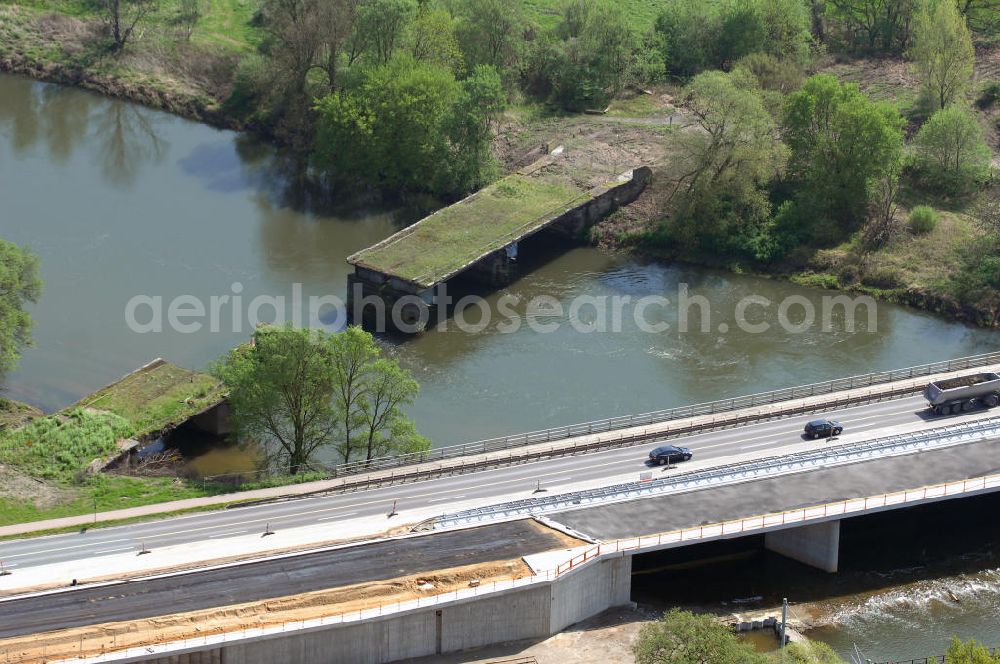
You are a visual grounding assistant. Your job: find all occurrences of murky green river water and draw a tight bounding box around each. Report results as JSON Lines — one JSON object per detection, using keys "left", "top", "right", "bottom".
{"left": 1, "top": 73, "right": 999, "bottom": 659}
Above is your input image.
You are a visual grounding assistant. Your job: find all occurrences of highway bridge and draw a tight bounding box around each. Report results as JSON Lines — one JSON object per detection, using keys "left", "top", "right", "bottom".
{"left": 1, "top": 355, "right": 999, "bottom": 664}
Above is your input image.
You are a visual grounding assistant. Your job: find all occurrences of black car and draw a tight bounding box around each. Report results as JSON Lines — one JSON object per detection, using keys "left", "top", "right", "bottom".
{"left": 804, "top": 419, "right": 843, "bottom": 439}
{"left": 648, "top": 445, "right": 693, "bottom": 465}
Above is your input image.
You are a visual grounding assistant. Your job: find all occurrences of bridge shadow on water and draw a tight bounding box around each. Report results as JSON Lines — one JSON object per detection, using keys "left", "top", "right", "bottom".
{"left": 630, "top": 491, "right": 1000, "bottom": 614}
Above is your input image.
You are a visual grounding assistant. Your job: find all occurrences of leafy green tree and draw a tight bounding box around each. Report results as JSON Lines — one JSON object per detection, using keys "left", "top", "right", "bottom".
{"left": 911, "top": 0, "right": 975, "bottom": 110}
{"left": 951, "top": 232, "right": 1000, "bottom": 326}
{"left": 352, "top": 0, "right": 417, "bottom": 66}
{"left": 913, "top": 105, "right": 992, "bottom": 194}
{"left": 958, "top": 0, "right": 1000, "bottom": 36}
{"left": 455, "top": 0, "right": 526, "bottom": 76}
{"left": 315, "top": 55, "right": 502, "bottom": 194}
{"left": 780, "top": 74, "right": 905, "bottom": 245}
{"left": 0, "top": 239, "right": 41, "bottom": 384}
{"left": 943, "top": 636, "right": 1000, "bottom": 663}
{"left": 217, "top": 325, "right": 428, "bottom": 471}
{"left": 666, "top": 70, "right": 788, "bottom": 260}
{"left": 634, "top": 609, "right": 767, "bottom": 664}
{"left": 328, "top": 326, "right": 428, "bottom": 463}
{"left": 824, "top": 0, "right": 917, "bottom": 53}
{"left": 542, "top": 0, "right": 656, "bottom": 111}
{"left": 655, "top": 0, "right": 722, "bottom": 77}
{"left": 315, "top": 56, "right": 457, "bottom": 192}
{"left": 216, "top": 325, "right": 340, "bottom": 474}
{"left": 444, "top": 64, "right": 505, "bottom": 192}
{"left": 408, "top": 2, "right": 463, "bottom": 72}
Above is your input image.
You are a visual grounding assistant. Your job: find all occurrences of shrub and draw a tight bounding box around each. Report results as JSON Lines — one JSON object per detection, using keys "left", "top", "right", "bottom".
{"left": 912, "top": 106, "right": 992, "bottom": 195}
{"left": 909, "top": 205, "right": 939, "bottom": 234}
{"left": 977, "top": 81, "right": 1000, "bottom": 109}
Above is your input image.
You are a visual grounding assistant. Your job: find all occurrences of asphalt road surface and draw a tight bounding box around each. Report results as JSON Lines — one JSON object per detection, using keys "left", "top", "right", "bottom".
{"left": 0, "top": 521, "right": 568, "bottom": 639}
{"left": 0, "top": 395, "right": 941, "bottom": 570}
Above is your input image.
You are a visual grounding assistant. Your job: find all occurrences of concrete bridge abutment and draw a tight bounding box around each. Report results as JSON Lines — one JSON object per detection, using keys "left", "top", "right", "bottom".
{"left": 764, "top": 520, "right": 841, "bottom": 573}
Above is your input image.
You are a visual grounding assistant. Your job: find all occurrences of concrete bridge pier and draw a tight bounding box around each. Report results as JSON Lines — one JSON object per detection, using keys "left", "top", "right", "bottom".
{"left": 764, "top": 521, "right": 840, "bottom": 573}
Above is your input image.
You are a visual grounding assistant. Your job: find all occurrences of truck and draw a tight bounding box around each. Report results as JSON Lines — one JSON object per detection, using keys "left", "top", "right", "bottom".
{"left": 923, "top": 372, "right": 1000, "bottom": 416}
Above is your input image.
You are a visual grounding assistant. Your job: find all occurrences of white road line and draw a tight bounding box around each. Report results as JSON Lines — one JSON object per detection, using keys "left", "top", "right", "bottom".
{"left": 3, "top": 538, "right": 131, "bottom": 559}
{"left": 427, "top": 496, "right": 465, "bottom": 503}
{"left": 317, "top": 512, "right": 357, "bottom": 521}
{"left": 208, "top": 530, "right": 248, "bottom": 539}
{"left": 93, "top": 547, "right": 133, "bottom": 555}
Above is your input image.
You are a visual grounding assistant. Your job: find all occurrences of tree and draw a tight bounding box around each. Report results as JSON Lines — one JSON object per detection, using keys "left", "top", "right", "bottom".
{"left": 824, "top": 0, "right": 917, "bottom": 53}
{"left": 667, "top": 70, "right": 788, "bottom": 260}
{"left": 0, "top": 239, "right": 41, "bottom": 384}
{"left": 102, "top": 0, "right": 160, "bottom": 52}
{"left": 912, "top": 105, "right": 992, "bottom": 194}
{"left": 655, "top": 0, "right": 722, "bottom": 77}
{"left": 543, "top": 0, "right": 650, "bottom": 111}
{"left": 633, "top": 609, "right": 768, "bottom": 664}
{"left": 444, "top": 64, "right": 505, "bottom": 192}
{"left": 455, "top": 0, "right": 526, "bottom": 75}
{"left": 260, "top": 0, "right": 325, "bottom": 96}
{"left": 315, "top": 56, "right": 457, "bottom": 192}
{"left": 911, "top": 0, "right": 975, "bottom": 110}
{"left": 318, "top": 0, "right": 362, "bottom": 91}
{"left": 177, "top": 0, "right": 201, "bottom": 40}
{"left": 358, "top": 359, "right": 426, "bottom": 461}
{"left": 216, "top": 325, "right": 340, "bottom": 474}
{"left": 408, "top": 2, "right": 463, "bottom": 72}
{"left": 958, "top": 0, "right": 1000, "bottom": 36}
{"left": 327, "top": 326, "right": 428, "bottom": 463}
{"left": 943, "top": 636, "right": 1000, "bottom": 663}
{"left": 352, "top": 0, "right": 417, "bottom": 66}
{"left": 780, "top": 74, "right": 905, "bottom": 245}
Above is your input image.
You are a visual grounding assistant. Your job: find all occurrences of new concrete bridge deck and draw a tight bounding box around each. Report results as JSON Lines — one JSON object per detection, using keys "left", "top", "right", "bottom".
{"left": 0, "top": 521, "right": 576, "bottom": 640}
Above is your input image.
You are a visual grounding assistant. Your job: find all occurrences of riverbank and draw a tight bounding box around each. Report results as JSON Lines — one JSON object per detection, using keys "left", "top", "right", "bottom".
{"left": 0, "top": 4, "right": 242, "bottom": 129}
{"left": 1, "top": 0, "right": 997, "bottom": 326}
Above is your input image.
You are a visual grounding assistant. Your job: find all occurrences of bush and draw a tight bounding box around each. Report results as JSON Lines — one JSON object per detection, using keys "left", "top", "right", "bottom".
{"left": 634, "top": 609, "right": 767, "bottom": 664}
{"left": 977, "top": 81, "right": 1000, "bottom": 109}
{"left": 0, "top": 410, "right": 132, "bottom": 482}
{"left": 912, "top": 106, "right": 992, "bottom": 195}
{"left": 909, "top": 205, "right": 939, "bottom": 234}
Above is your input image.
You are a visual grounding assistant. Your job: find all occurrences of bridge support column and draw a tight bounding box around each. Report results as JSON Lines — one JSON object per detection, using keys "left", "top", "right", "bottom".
{"left": 765, "top": 521, "right": 840, "bottom": 573}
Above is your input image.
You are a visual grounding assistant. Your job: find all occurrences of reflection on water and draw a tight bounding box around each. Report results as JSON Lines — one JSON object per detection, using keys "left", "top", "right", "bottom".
{"left": 0, "top": 72, "right": 998, "bottom": 451}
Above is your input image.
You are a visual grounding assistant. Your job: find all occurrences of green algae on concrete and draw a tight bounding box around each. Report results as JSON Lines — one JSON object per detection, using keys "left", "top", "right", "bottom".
{"left": 71, "top": 358, "right": 226, "bottom": 439}
{"left": 348, "top": 173, "right": 589, "bottom": 288}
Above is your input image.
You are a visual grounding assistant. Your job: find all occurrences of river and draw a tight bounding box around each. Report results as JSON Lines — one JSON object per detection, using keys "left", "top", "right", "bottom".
{"left": 1, "top": 73, "right": 999, "bottom": 657}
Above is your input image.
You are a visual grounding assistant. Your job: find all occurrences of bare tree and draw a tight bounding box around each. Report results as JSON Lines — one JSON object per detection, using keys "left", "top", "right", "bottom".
{"left": 178, "top": 0, "right": 202, "bottom": 41}
{"left": 261, "top": 0, "right": 325, "bottom": 95}
{"left": 103, "top": 0, "right": 159, "bottom": 52}
{"left": 318, "top": 0, "right": 362, "bottom": 91}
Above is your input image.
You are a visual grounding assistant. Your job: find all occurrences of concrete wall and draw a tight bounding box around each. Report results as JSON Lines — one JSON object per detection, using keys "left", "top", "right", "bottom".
{"left": 121, "top": 557, "right": 634, "bottom": 664}
{"left": 546, "top": 167, "right": 653, "bottom": 239}
{"left": 765, "top": 520, "right": 840, "bottom": 573}
{"left": 550, "top": 555, "right": 632, "bottom": 633}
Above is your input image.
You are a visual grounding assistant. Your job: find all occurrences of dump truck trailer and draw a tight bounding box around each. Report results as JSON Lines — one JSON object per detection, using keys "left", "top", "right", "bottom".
{"left": 923, "top": 372, "right": 1000, "bottom": 416}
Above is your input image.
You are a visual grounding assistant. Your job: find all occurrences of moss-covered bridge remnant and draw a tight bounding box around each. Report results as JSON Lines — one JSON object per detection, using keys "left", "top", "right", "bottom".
{"left": 346, "top": 150, "right": 651, "bottom": 332}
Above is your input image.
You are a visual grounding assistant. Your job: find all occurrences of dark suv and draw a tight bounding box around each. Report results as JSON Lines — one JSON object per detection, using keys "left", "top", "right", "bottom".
{"left": 648, "top": 445, "right": 693, "bottom": 465}
{"left": 804, "top": 419, "right": 843, "bottom": 439}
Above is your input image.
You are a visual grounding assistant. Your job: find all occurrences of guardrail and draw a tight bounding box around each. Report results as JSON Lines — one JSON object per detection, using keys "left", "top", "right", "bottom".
{"left": 434, "top": 416, "right": 1000, "bottom": 528}
{"left": 204, "top": 352, "right": 1000, "bottom": 498}
{"left": 873, "top": 649, "right": 997, "bottom": 664}
{"left": 48, "top": 471, "right": 1000, "bottom": 664}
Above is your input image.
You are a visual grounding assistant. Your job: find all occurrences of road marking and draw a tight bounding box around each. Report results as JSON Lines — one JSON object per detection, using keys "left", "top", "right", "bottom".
{"left": 318, "top": 512, "right": 357, "bottom": 521}
{"left": 427, "top": 496, "right": 464, "bottom": 503}
{"left": 3, "top": 539, "right": 131, "bottom": 559}
{"left": 208, "top": 530, "right": 248, "bottom": 539}
{"left": 93, "top": 547, "right": 133, "bottom": 555}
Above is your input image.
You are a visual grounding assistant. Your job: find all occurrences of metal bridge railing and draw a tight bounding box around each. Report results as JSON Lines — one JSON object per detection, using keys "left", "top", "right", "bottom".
{"left": 203, "top": 352, "right": 1000, "bottom": 494}
{"left": 433, "top": 416, "right": 1000, "bottom": 528}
